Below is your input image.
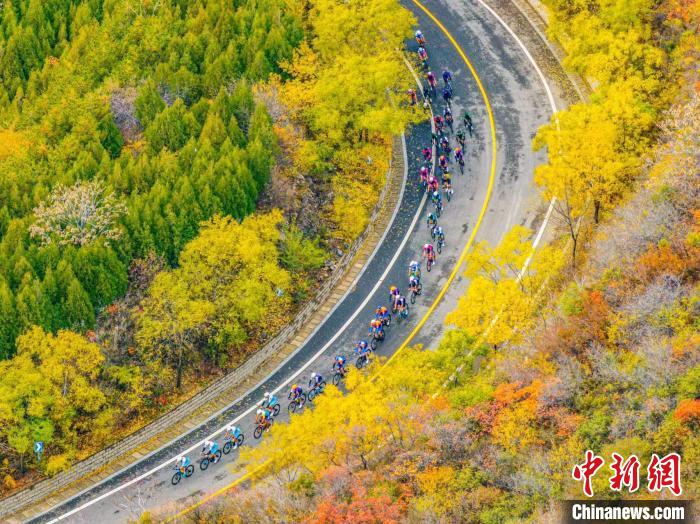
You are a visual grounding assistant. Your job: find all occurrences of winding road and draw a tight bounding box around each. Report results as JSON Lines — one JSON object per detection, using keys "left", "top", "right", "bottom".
{"left": 24, "top": 0, "right": 571, "bottom": 521}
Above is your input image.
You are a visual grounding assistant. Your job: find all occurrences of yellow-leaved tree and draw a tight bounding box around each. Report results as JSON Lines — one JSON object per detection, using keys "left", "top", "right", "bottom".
{"left": 533, "top": 103, "right": 634, "bottom": 263}
{"left": 136, "top": 211, "right": 293, "bottom": 389}
{"left": 0, "top": 327, "right": 112, "bottom": 474}
{"left": 446, "top": 226, "right": 565, "bottom": 348}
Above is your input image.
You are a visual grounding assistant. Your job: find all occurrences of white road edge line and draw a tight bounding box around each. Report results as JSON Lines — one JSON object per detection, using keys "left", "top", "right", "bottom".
{"left": 46, "top": 80, "right": 431, "bottom": 524}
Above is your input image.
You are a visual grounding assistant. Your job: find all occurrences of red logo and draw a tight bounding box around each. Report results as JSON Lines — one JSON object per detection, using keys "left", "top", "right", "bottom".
{"left": 573, "top": 452, "right": 683, "bottom": 497}
{"left": 572, "top": 450, "right": 605, "bottom": 497}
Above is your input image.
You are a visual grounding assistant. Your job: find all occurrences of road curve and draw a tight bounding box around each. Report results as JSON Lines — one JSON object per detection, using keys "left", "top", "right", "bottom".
{"left": 28, "top": 1, "right": 558, "bottom": 521}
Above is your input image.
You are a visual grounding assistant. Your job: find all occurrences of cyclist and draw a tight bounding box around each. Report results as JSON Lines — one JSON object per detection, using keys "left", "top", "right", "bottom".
{"left": 289, "top": 383, "right": 303, "bottom": 402}
{"left": 431, "top": 131, "right": 439, "bottom": 147}
{"left": 256, "top": 408, "right": 271, "bottom": 431}
{"left": 432, "top": 190, "right": 442, "bottom": 207}
{"left": 407, "top": 88, "right": 417, "bottom": 106}
{"left": 356, "top": 340, "right": 371, "bottom": 359}
{"left": 415, "top": 29, "right": 426, "bottom": 46}
{"left": 434, "top": 225, "right": 445, "bottom": 244}
{"left": 438, "top": 154, "right": 448, "bottom": 171}
{"left": 418, "top": 46, "right": 428, "bottom": 64}
{"left": 444, "top": 107, "right": 454, "bottom": 128}
{"left": 442, "top": 86, "right": 452, "bottom": 105}
{"left": 409, "top": 260, "right": 421, "bottom": 278}
{"left": 421, "top": 147, "right": 432, "bottom": 162}
{"left": 224, "top": 424, "right": 242, "bottom": 448}
{"left": 419, "top": 165, "right": 429, "bottom": 185}
{"left": 176, "top": 456, "right": 191, "bottom": 473}
{"left": 440, "top": 135, "right": 451, "bottom": 155}
{"left": 462, "top": 111, "right": 473, "bottom": 134}
{"left": 454, "top": 146, "right": 464, "bottom": 163}
{"left": 433, "top": 115, "right": 444, "bottom": 134}
{"left": 423, "top": 242, "right": 436, "bottom": 260}
{"left": 442, "top": 171, "right": 453, "bottom": 193}
{"left": 369, "top": 317, "right": 384, "bottom": 339}
{"left": 456, "top": 128, "right": 466, "bottom": 147}
{"left": 442, "top": 68, "right": 453, "bottom": 85}
{"left": 389, "top": 285, "right": 401, "bottom": 306}
{"left": 310, "top": 372, "right": 324, "bottom": 389}
{"left": 426, "top": 71, "right": 437, "bottom": 90}
{"left": 395, "top": 294, "right": 408, "bottom": 315}
{"left": 261, "top": 391, "right": 278, "bottom": 411}
{"left": 333, "top": 355, "right": 347, "bottom": 374}
{"left": 428, "top": 174, "right": 439, "bottom": 193}
{"left": 375, "top": 304, "right": 390, "bottom": 324}
{"left": 426, "top": 212, "right": 438, "bottom": 230}
{"left": 409, "top": 273, "right": 421, "bottom": 293}
{"left": 202, "top": 440, "right": 219, "bottom": 463}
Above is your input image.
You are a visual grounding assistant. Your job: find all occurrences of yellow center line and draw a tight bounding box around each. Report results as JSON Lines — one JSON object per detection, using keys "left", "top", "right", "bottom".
{"left": 168, "top": 1, "right": 497, "bottom": 519}
{"left": 384, "top": 0, "right": 498, "bottom": 366}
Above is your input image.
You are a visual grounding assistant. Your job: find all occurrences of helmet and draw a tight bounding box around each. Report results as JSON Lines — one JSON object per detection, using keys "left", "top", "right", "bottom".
{"left": 433, "top": 191, "right": 439, "bottom": 197}
{"left": 264, "top": 391, "right": 270, "bottom": 399}
{"left": 292, "top": 384, "right": 297, "bottom": 390}
{"left": 311, "top": 372, "right": 317, "bottom": 378}
{"left": 177, "top": 456, "right": 184, "bottom": 462}
{"left": 257, "top": 409, "right": 263, "bottom": 415}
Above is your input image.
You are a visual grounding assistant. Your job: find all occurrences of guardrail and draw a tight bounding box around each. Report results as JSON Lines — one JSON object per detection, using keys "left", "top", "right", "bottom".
{"left": 0, "top": 136, "right": 403, "bottom": 520}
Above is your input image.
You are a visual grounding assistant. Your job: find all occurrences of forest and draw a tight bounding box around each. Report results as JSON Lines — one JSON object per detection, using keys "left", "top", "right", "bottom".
{"left": 166, "top": 0, "right": 699, "bottom": 521}
{"left": 0, "top": 0, "right": 417, "bottom": 489}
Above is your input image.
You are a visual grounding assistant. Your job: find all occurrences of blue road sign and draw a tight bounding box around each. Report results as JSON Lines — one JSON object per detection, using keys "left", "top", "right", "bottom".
{"left": 34, "top": 441, "right": 44, "bottom": 453}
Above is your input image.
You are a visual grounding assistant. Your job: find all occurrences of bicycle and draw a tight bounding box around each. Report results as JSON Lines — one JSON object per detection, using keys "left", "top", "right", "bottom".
{"left": 171, "top": 463, "right": 194, "bottom": 486}
{"left": 379, "top": 311, "right": 392, "bottom": 327}
{"left": 370, "top": 329, "right": 385, "bottom": 350}
{"left": 431, "top": 224, "right": 439, "bottom": 241}
{"left": 288, "top": 392, "right": 307, "bottom": 413}
{"left": 443, "top": 184, "right": 453, "bottom": 202}
{"left": 356, "top": 352, "right": 370, "bottom": 369}
{"left": 332, "top": 367, "right": 347, "bottom": 385}
{"left": 199, "top": 449, "right": 222, "bottom": 471}
{"left": 253, "top": 418, "right": 273, "bottom": 439}
{"left": 396, "top": 304, "right": 409, "bottom": 321}
{"left": 458, "top": 157, "right": 465, "bottom": 174}
{"left": 427, "top": 253, "right": 436, "bottom": 272}
{"left": 409, "top": 283, "right": 423, "bottom": 304}
{"left": 307, "top": 379, "right": 327, "bottom": 401}
{"left": 437, "top": 236, "right": 446, "bottom": 254}
{"left": 266, "top": 402, "right": 281, "bottom": 418}
{"left": 434, "top": 199, "right": 443, "bottom": 217}
{"left": 222, "top": 434, "right": 245, "bottom": 454}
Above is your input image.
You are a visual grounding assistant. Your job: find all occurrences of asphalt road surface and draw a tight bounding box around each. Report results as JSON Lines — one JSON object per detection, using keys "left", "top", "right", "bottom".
{"left": 29, "top": 0, "right": 564, "bottom": 521}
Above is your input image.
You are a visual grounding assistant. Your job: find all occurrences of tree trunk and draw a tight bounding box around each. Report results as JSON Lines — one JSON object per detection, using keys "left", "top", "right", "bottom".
{"left": 594, "top": 200, "right": 601, "bottom": 224}
{"left": 176, "top": 345, "right": 184, "bottom": 389}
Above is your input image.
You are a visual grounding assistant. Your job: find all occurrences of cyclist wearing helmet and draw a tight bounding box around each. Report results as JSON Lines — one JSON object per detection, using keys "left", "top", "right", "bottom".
{"left": 310, "top": 372, "right": 324, "bottom": 388}
{"left": 442, "top": 68, "right": 452, "bottom": 84}
{"left": 356, "top": 340, "right": 369, "bottom": 353}
{"left": 261, "top": 391, "right": 278, "bottom": 411}
{"left": 428, "top": 175, "right": 439, "bottom": 192}
{"left": 375, "top": 305, "right": 390, "bottom": 322}
{"left": 434, "top": 225, "right": 445, "bottom": 243}
{"left": 407, "top": 88, "right": 417, "bottom": 105}
{"left": 426, "top": 71, "right": 437, "bottom": 88}
{"left": 426, "top": 212, "right": 438, "bottom": 229}
{"left": 176, "top": 456, "right": 190, "bottom": 472}
{"left": 421, "top": 147, "right": 432, "bottom": 161}
{"left": 224, "top": 424, "right": 242, "bottom": 445}
{"left": 419, "top": 165, "right": 429, "bottom": 184}
{"left": 333, "top": 355, "right": 347, "bottom": 373}
{"left": 432, "top": 190, "right": 442, "bottom": 205}
{"left": 409, "top": 260, "right": 421, "bottom": 277}
{"left": 438, "top": 154, "right": 448, "bottom": 170}
{"left": 415, "top": 29, "right": 426, "bottom": 46}
{"left": 289, "top": 383, "right": 303, "bottom": 400}
{"left": 423, "top": 243, "right": 435, "bottom": 258}
{"left": 256, "top": 408, "right": 271, "bottom": 430}
{"left": 369, "top": 317, "right": 384, "bottom": 338}
{"left": 202, "top": 440, "right": 219, "bottom": 462}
